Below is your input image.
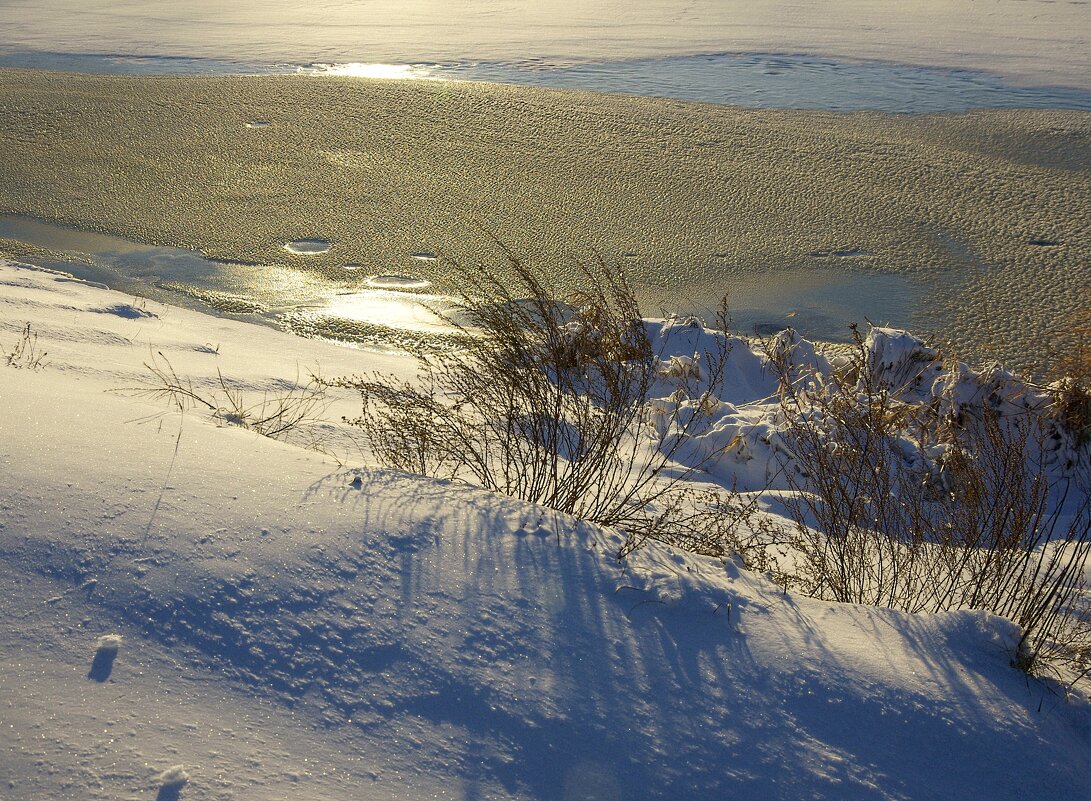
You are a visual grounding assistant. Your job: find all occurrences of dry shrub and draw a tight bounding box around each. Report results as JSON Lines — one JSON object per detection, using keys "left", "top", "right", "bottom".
{"left": 769, "top": 325, "right": 1091, "bottom": 677}
{"left": 337, "top": 254, "right": 755, "bottom": 556}
{"left": 1049, "top": 375, "right": 1091, "bottom": 449}
{"left": 1044, "top": 295, "right": 1091, "bottom": 447}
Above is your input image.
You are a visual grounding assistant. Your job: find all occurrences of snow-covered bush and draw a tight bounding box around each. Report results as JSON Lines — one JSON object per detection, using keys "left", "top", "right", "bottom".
{"left": 767, "top": 324, "right": 1091, "bottom": 677}
{"left": 339, "top": 256, "right": 756, "bottom": 556}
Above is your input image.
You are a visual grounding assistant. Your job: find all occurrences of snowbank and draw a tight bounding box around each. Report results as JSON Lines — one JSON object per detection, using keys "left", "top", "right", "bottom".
{"left": 1, "top": 259, "right": 1088, "bottom": 800}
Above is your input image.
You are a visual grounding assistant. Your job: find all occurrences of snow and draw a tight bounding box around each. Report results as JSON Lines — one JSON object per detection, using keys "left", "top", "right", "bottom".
{"left": 0, "top": 260, "right": 1086, "bottom": 798}
{"left": 1, "top": 257, "right": 1089, "bottom": 799}
{"left": 155, "top": 766, "right": 190, "bottom": 791}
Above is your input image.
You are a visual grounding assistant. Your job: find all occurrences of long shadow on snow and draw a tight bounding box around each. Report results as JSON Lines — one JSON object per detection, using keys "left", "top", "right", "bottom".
{"left": 9, "top": 466, "right": 1086, "bottom": 800}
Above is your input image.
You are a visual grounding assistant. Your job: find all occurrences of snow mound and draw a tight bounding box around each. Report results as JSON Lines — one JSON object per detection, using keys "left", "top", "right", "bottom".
{"left": 155, "top": 764, "right": 189, "bottom": 788}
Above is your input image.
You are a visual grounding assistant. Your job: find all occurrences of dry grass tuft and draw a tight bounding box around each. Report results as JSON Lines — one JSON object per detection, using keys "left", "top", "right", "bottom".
{"left": 3, "top": 322, "right": 48, "bottom": 370}
{"left": 123, "top": 352, "right": 352, "bottom": 459}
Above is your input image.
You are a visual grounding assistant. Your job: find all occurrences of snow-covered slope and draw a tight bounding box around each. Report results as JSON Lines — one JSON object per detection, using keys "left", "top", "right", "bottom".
{"left": 1, "top": 260, "right": 1088, "bottom": 800}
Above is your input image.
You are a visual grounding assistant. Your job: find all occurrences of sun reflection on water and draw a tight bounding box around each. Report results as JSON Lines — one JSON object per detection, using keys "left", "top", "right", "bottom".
{"left": 323, "top": 289, "right": 452, "bottom": 333}
{"left": 303, "top": 62, "right": 437, "bottom": 80}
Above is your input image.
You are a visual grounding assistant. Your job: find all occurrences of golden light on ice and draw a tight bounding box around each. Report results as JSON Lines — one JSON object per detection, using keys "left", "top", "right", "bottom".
{"left": 310, "top": 63, "right": 435, "bottom": 80}
{"left": 324, "top": 290, "right": 451, "bottom": 332}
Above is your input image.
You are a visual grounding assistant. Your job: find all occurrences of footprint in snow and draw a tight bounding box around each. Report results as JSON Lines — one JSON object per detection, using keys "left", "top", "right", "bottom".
{"left": 95, "top": 303, "right": 158, "bottom": 319}
{"left": 155, "top": 765, "right": 189, "bottom": 801}
{"left": 88, "top": 634, "right": 122, "bottom": 682}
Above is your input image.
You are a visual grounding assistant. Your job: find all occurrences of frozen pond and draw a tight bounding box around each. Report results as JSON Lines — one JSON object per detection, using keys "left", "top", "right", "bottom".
{"left": 1, "top": 0, "right": 1087, "bottom": 90}
{"left": 0, "top": 213, "right": 921, "bottom": 348}
{"left": 2, "top": 50, "right": 1089, "bottom": 113}
{"left": 307, "top": 55, "right": 1091, "bottom": 113}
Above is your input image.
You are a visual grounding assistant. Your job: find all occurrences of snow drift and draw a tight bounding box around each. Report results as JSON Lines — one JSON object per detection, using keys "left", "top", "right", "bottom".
{"left": 1, "top": 259, "right": 1088, "bottom": 800}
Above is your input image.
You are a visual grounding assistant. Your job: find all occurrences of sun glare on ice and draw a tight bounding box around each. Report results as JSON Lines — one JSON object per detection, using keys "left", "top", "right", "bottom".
{"left": 307, "top": 63, "right": 436, "bottom": 80}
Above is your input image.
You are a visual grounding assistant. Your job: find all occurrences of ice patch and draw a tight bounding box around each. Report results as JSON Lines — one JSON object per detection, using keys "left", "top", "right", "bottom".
{"left": 304, "top": 62, "right": 435, "bottom": 80}
{"left": 283, "top": 238, "right": 331, "bottom": 255}
{"left": 365, "top": 274, "right": 432, "bottom": 290}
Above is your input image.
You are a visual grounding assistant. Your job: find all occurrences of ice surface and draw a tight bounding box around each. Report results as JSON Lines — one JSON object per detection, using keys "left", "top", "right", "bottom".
{"left": 0, "top": 1, "right": 1086, "bottom": 88}
{"left": 364, "top": 274, "right": 432, "bottom": 289}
